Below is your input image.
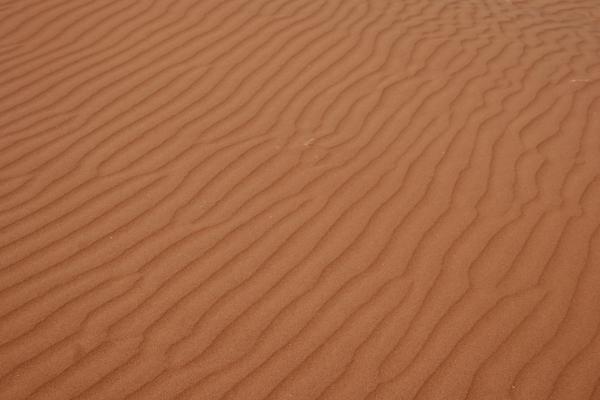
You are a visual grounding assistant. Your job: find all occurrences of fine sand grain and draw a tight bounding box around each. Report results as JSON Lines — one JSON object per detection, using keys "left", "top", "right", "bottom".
{"left": 1, "top": 0, "right": 600, "bottom": 399}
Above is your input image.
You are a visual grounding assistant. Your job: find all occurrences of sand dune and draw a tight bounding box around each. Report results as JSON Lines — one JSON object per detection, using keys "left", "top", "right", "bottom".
{"left": 1, "top": 0, "right": 600, "bottom": 399}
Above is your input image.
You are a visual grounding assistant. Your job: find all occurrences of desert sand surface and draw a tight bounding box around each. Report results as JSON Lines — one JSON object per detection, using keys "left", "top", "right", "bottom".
{"left": 1, "top": 0, "right": 600, "bottom": 399}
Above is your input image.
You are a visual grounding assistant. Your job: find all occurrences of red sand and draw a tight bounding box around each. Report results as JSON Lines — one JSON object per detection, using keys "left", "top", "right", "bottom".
{"left": 1, "top": 1, "right": 600, "bottom": 399}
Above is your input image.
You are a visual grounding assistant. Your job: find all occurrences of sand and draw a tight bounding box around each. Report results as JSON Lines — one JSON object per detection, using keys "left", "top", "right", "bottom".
{"left": 1, "top": 0, "right": 600, "bottom": 399}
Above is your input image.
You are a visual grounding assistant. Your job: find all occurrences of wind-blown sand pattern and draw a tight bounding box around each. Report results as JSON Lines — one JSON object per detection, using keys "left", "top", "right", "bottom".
{"left": 1, "top": 0, "right": 600, "bottom": 399}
